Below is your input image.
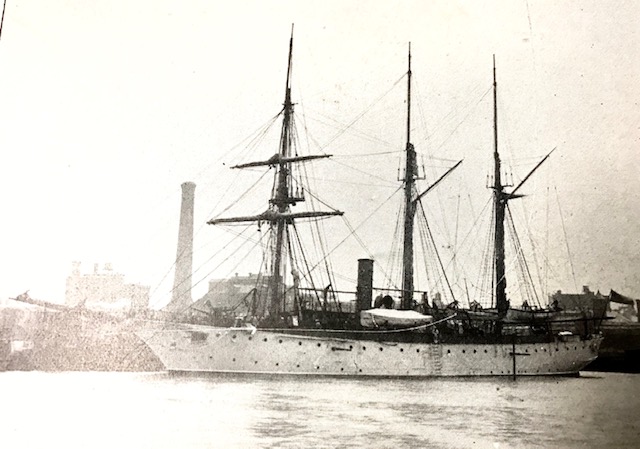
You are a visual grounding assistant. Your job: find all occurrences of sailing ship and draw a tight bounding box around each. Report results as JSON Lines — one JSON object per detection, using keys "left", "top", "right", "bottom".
{"left": 138, "top": 31, "right": 602, "bottom": 377}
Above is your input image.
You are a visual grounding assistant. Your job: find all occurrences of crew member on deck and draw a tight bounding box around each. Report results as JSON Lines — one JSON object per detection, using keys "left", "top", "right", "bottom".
{"left": 381, "top": 295, "right": 394, "bottom": 309}
{"left": 420, "top": 292, "right": 430, "bottom": 313}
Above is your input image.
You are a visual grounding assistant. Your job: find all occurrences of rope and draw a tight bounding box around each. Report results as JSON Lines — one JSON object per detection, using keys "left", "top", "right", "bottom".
{"left": 327, "top": 157, "right": 398, "bottom": 188}
{"left": 303, "top": 111, "right": 397, "bottom": 150}
{"left": 432, "top": 86, "right": 493, "bottom": 153}
{"left": 148, "top": 111, "right": 282, "bottom": 305}
{"left": 417, "top": 200, "right": 457, "bottom": 303}
{"left": 320, "top": 74, "right": 405, "bottom": 150}
{"left": 555, "top": 186, "right": 578, "bottom": 291}
{"left": 506, "top": 204, "right": 540, "bottom": 307}
{"left": 169, "top": 228, "right": 268, "bottom": 315}
{"left": 303, "top": 186, "right": 403, "bottom": 281}
{"left": 163, "top": 313, "right": 459, "bottom": 335}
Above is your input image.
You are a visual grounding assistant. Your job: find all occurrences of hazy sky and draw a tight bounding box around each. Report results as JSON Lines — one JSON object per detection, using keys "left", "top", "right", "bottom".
{"left": 0, "top": 0, "right": 638, "bottom": 307}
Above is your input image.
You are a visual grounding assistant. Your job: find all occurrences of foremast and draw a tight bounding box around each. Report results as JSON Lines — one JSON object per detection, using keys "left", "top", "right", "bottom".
{"left": 272, "top": 27, "right": 295, "bottom": 319}
{"left": 208, "top": 27, "right": 343, "bottom": 322}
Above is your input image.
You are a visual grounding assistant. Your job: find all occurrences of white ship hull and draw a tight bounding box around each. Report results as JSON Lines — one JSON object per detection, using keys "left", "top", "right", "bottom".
{"left": 138, "top": 324, "right": 602, "bottom": 377}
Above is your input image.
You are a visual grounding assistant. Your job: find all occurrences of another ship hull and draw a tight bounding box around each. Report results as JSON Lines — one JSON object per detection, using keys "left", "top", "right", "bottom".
{"left": 138, "top": 324, "right": 602, "bottom": 377}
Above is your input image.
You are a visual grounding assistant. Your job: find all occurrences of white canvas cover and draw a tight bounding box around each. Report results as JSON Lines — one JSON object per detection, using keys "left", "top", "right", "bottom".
{"left": 360, "top": 308, "right": 433, "bottom": 329}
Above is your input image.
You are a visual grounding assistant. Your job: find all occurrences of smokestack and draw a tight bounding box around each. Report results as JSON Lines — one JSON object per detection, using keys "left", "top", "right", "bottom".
{"left": 167, "top": 182, "right": 196, "bottom": 312}
{"left": 356, "top": 258, "right": 374, "bottom": 313}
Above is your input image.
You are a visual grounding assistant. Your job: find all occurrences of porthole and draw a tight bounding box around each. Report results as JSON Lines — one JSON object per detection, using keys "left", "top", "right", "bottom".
{"left": 231, "top": 334, "right": 236, "bottom": 339}
{"left": 254, "top": 361, "right": 258, "bottom": 364}
{"left": 340, "top": 367, "right": 344, "bottom": 372}
{"left": 317, "top": 343, "right": 321, "bottom": 347}
{"left": 275, "top": 362, "right": 279, "bottom": 366}
{"left": 416, "top": 349, "right": 420, "bottom": 353}
{"left": 484, "top": 349, "right": 488, "bottom": 353}
{"left": 298, "top": 341, "right": 302, "bottom": 346}
{"left": 400, "top": 348, "right": 404, "bottom": 352}
{"left": 379, "top": 347, "right": 383, "bottom": 352}
{"left": 232, "top": 358, "right": 236, "bottom": 362}
{"left": 447, "top": 349, "right": 451, "bottom": 354}
{"left": 248, "top": 336, "right": 253, "bottom": 341}
{"left": 296, "top": 364, "right": 300, "bottom": 368}
{"left": 473, "top": 349, "right": 477, "bottom": 354}
{"left": 279, "top": 339, "right": 283, "bottom": 344}
{"left": 263, "top": 338, "right": 268, "bottom": 342}
{"left": 362, "top": 346, "right": 366, "bottom": 351}
{"left": 462, "top": 349, "right": 466, "bottom": 354}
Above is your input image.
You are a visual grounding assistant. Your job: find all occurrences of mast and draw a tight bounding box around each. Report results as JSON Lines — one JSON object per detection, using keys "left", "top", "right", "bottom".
{"left": 270, "top": 25, "right": 295, "bottom": 318}
{"left": 0, "top": 0, "right": 7, "bottom": 41}
{"left": 490, "top": 56, "right": 555, "bottom": 319}
{"left": 208, "top": 26, "right": 342, "bottom": 323}
{"left": 401, "top": 43, "right": 417, "bottom": 310}
{"left": 492, "top": 55, "right": 509, "bottom": 317}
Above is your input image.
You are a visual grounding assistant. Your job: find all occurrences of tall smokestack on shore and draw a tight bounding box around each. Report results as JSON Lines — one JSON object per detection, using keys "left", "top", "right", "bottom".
{"left": 167, "top": 181, "right": 196, "bottom": 313}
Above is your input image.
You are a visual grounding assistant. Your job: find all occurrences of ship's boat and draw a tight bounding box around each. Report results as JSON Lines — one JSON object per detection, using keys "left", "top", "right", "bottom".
{"left": 359, "top": 309, "right": 433, "bottom": 329}
{"left": 138, "top": 28, "right": 602, "bottom": 377}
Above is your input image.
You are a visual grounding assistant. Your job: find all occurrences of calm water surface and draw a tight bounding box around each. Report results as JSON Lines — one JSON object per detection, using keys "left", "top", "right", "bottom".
{"left": 0, "top": 371, "right": 638, "bottom": 448}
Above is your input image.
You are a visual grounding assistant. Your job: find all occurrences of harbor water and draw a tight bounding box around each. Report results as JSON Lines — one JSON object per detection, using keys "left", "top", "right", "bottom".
{"left": 1, "top": 371, "right": 638, "bottom": 449}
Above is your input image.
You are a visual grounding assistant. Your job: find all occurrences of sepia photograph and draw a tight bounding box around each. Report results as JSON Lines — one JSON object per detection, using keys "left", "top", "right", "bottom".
{"left": 0, "top": 1, "right": 638, "bottom": 448}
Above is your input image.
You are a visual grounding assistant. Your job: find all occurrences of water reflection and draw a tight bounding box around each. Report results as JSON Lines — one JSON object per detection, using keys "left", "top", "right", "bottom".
{"left": 0, "top": 372, "right": 638, "bottom": 449}
{"left": 247, "top": 375, "right": 640, "bottom": 449}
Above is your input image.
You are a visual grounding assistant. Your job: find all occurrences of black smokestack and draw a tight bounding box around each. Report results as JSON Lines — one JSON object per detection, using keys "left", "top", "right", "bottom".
{"left": 356, "top": 258, "right": 374, "bottom": 313}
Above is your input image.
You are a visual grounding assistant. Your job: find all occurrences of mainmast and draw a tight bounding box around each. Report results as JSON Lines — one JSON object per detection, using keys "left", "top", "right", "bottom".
{"left": 491, "top": 56, "right": 554, "bottom": 318}
{"left": 398, "top": 46, "right": 463, "bottom": 310}
{"left": 208, "top": 26, "right": 342, "bottom": 322}
{"left": 401, "top": 43, "right": 417, "bottom": 310}
{"left": 492, "top": 55, "right": 509, "bottom": 317}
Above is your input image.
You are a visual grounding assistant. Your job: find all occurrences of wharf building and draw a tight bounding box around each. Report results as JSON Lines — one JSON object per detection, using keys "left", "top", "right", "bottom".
{"left": 65, "top": 262, "right": 150, "bottom": 312}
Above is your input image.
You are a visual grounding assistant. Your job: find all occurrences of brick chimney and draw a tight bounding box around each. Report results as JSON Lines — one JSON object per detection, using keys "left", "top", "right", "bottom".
{"left": 166, "top": 182, "right": 196, "bottom": 312}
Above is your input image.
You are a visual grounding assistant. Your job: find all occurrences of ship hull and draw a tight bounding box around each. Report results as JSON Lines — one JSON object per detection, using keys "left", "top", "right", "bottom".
{"left": 138, "top": 324, "right": 602, "bottom": 377}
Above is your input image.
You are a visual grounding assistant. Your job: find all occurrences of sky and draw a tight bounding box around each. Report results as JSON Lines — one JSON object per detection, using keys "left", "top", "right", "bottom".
{"left": 0, "top": 0, "right": 638, "bottom": 307}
